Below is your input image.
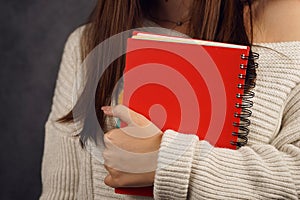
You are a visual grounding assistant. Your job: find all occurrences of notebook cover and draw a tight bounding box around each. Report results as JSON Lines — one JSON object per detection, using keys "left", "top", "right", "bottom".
{"left": 115, "top": 33, "right": 250, "bottom": 196}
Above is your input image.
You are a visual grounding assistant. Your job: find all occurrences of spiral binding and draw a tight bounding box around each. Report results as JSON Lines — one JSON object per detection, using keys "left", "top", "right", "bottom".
{"left": 231, "top": 52, "right": 259, "bottom": 147}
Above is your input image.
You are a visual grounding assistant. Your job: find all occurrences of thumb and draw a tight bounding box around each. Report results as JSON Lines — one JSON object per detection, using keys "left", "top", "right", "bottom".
{"left": 101, "top": 104, "right": 149, "bottom": 127}
{"left": 102, "top": 105, "right": 161, "bottom": 138}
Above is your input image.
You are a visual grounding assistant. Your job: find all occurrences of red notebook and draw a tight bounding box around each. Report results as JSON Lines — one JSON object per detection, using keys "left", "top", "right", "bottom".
{"left": 115, "top": 32, "right": 257, "bottom": 196}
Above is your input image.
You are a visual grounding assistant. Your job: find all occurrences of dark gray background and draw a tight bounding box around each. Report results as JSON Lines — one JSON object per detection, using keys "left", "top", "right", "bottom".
{"left": 0, "top": 0, "right": 96, "bottom": 199}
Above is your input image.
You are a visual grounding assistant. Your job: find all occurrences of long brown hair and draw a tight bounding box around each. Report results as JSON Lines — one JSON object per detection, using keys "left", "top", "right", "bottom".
{"left": 59, "top": 0, "right": 255, "bottom": 146}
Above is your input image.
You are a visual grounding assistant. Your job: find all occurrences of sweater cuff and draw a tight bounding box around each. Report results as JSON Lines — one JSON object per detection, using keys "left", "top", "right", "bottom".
{"left": 154, "top": 130, "right": 198, "bottom": 200}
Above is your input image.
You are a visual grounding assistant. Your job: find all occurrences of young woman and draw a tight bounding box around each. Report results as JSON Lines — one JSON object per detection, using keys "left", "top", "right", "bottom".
{"left": 40, "top": 0, "right": 300, "bottom": 199}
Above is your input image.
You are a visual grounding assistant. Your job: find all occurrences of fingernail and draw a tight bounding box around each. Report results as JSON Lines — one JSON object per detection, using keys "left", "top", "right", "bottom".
{"left": 101, "top": 106, "right": 112, "bottom": 114}
{"left": 101, "top": 106, "right": 109, "bottom": 111}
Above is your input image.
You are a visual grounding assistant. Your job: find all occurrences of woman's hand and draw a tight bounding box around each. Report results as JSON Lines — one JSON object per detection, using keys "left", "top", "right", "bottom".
{"left": 101, "top": 105, "right": 163, "bottom": 188}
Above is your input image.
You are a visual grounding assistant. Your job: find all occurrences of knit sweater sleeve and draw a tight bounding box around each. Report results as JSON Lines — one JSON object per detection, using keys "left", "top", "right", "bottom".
{"left": 154, "top": 84, "right": 300, "bottom": 199}
{"left": 40, "top": 28, "right": 83, "bottom": 200}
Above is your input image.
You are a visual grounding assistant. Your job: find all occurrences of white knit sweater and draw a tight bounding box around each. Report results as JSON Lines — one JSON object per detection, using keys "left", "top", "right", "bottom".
{"left": 40, "top": 24, "right": 300, "bottom": 199}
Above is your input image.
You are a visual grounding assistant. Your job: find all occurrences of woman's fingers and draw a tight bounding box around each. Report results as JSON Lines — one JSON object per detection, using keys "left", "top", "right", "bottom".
{"left": 103, "top": 130, "right": 159, "bottom": 173}
{"left": 103, "top": 174, "right": 114, "bottom": 188}
{"left": 102, "top": 105, "right": 162, "bottom": 187}
{"left": 104, "top": 165, "right": 120, "bottom": 188}
{"left": 104, "top": 164, "right": 155, "bottom": 188}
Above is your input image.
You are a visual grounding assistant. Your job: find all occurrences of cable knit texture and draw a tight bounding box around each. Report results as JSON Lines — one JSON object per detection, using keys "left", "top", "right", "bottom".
{"left": 40, "top": 22, "right": 300, "bottom": 199}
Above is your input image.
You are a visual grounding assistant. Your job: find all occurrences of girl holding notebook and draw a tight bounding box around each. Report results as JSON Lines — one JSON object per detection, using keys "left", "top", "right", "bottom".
{"left": 40, "top": 0, "right": 300, "bottom": 199}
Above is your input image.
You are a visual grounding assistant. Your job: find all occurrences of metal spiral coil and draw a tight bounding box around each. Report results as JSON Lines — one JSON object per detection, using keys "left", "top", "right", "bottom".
{"left": 231, "top": 51, "right": 259, "bottom": 148}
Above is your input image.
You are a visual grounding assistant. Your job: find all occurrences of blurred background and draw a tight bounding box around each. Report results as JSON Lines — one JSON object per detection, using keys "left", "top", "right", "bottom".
{"left": 0, "top": 0, "right": 96, "bottom": 199}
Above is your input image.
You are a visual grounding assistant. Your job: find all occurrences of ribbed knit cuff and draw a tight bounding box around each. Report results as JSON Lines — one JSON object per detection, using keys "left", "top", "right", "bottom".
{"left": 154, "top": 130, "right": 198, "bottom": 200}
